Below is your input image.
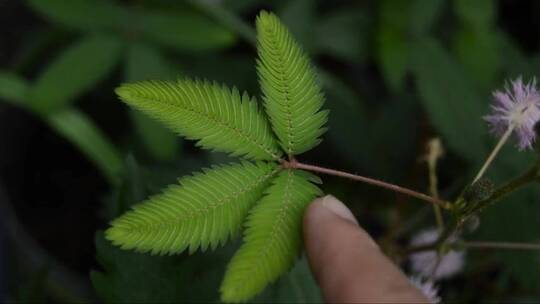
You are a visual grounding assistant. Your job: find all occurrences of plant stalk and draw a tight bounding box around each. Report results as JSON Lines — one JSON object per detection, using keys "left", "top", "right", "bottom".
{"left": 428, "top": 155, "right": 444, "bottom": 231}
{"left": 473, "top": 125, "right": 514, "bottom": 183}
{"left": 462, "top": 241, "right": 540, "bottom": 251}
{"left": 470, "top": 165, "right": 538, "bottom": 215}
{"left": 284, "top": 160, "right": 452, "bottom": 209}
{"left": 403, "top": 239, "right": 540, "bottom": 256}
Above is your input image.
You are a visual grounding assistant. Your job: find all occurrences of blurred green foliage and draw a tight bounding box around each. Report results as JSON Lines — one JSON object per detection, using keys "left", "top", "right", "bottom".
{"left": 1, "top": 0, "right": 540, "bottom": 302}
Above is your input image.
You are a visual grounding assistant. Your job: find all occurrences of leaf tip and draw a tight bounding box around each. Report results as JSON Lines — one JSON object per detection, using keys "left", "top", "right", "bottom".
{"left": 255, "top": 10, "right": 278, "bottom": 30}
{"left": 104, "top": 222, "right": 130, "bottom": 246}
{"left": 114, "top": 84, "right": 134, "bottom": 102}
{"left": 219, "top": 283, "right": 250, "bottom": 304}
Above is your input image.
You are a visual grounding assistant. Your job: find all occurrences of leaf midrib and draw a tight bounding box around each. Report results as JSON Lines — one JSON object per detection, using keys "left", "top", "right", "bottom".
{"left": 231, "top": 170, "right": 296, "bottom": 293}
{"left": 262, "top": 26, "right": 294, "bottom": 155}
{"left": 133, "top": 92, "right": 281, "bottom": 160}
{"left": 125, "top": 168, "right": 280, "bottom": 233}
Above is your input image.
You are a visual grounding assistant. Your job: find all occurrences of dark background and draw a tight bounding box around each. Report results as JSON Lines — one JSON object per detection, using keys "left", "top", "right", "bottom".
{"left": 1, "top": 0, "right": 539, "bottom": 302}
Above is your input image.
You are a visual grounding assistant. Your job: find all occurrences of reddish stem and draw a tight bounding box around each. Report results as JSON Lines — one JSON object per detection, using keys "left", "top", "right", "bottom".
{"left": 283, "top": 160, "right": 451, "bottom": 209}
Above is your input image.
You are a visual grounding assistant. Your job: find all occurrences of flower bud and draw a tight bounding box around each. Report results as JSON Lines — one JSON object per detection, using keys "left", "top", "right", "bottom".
{"left": 463, "top": 178, "right": 495, "bottom": 203}
{"left": 454, "top": 178, "right": 495, "bottom": 217}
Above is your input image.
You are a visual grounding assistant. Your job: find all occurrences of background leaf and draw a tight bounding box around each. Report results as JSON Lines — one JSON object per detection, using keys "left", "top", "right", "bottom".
{"left": 0, "top": 71, "right": 30, "bottom": 107}
{"left": 26, "top": 0, "right": 235, "bottom": 52}
{"left": 411, "top": 38, "right": 489, "bottom": 163}
{"left": 315, "top": 8, "right": 372, "bottom": 64}
{"left": 278, "top": 0, "right": 315, "bottom": 51}
{"left": 454, "top": 0, "right": 495, "bottom": 31}
{"left": 474, "top": 186, "right": 540, "bottom": 290}
{"left": 125, "top": 43, "right": 180, "bottom": 162}
{"left": 134, "top": 7, "right": 236, "bottom": 52}
{"left": 321, "top": 71, "right": 419, "bottom": 178}
{"left": 25, "top": 0, "right": 126, "bottom": 32}
{"left": 376, "top": 0, "right": 410, "bottom": 92}
{"left": 46, "top": 109, "right": 123, "bottom": 184}
{"left": 409, "top": 0, "right": 445, "bottom": 36}
{"left": 376, "top": 0, "right": 445, "bottom": 92}
{"left": 92, "top": 231, "right": 233, "bottom": 303}
{"left": 29, "top": 34, "right": 122, "bottom": 114}
{"left": 255, "top": 257, "right": 322, "bottom": 303}
{"left": 453, "top": 0, "right": 500, "bottom": 90}
{"left": 454, "top": 29, "right": 501, "bottom": 90}
{"left": 188, "top": 0, "right": 257, "bottom": 45}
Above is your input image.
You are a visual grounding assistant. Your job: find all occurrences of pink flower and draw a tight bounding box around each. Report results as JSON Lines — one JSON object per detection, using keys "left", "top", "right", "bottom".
{"left": 484, "top": 77, "right": 540, "bottom": 150}
{"left": 409, "top": 228, "right": 465, "bottom": 280}
{"left": 409, "top": 276, "right": 441, "bottom": 304}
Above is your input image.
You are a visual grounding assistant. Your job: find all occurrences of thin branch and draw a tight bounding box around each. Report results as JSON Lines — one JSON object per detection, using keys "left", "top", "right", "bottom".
{"left": 470, "top": 165, "right": 538, "bottom": 215}
{"left": 462, "top": 241, "right": 540, "bottom": 251}
{"left": 402, "top": 242, "right": 439, "bottom": 255}
{"left": 402, "top": 239, "right": 540, "bottom": 257}
{"left": 432, "top": 202, "right": 444, "bottom": 230}
{"left": 284, "top": 160, "right": 452, "bottom": 209}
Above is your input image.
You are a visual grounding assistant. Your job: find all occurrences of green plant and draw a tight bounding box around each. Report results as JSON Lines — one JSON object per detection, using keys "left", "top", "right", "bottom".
{"left": 104, "top": 8, "right": 540, "bottom": 304}
{"left": 107, "top": 11, "right": 327, "bottom": 302}
{"left": 105, "top": 9, "right": 458, "bottom": 301}
{"left": 4, "top": 1, "right": 540, "bottom": 302}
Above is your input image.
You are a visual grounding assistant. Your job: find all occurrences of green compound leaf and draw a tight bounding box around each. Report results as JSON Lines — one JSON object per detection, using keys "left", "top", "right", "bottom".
{"left": 106, "top": 162, "right": 279, "bottom": 255}
{"left": 256, "top": 11, "right": 328, "bottom": 156}
{"left": 220, "top": 169, "right": 322, "bottom": 302}
{"left": 116, "top": 80, "right": 283, "bottom": 161}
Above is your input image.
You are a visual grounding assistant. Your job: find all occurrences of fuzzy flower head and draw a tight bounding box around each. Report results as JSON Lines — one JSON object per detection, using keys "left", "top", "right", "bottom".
{"left": 409, "top": 276, "right": 441, "bottom": 304}
{"left": 409, "top": 228, "right": 465, "bottom": 280}
{"left": 484, "top": 77, "right": 540, "bottom": 150}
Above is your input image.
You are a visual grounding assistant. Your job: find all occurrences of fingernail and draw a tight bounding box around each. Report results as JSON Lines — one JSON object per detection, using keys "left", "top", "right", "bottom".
{"left": 320, "top": 195, "right": 358, "bottom": 225}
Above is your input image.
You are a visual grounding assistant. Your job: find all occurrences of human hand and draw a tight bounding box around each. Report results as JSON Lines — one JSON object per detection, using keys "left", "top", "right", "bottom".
{"left": 303, "top": 195, "right": 429, "bottom": 303}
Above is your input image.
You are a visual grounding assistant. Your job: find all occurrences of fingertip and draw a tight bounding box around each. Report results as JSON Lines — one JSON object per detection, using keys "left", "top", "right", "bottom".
{"left": 304, "top": 195, "right": 358, "bottom": 228}
{"left": 302, "top": 195, "right": 428, "bottom": 303}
